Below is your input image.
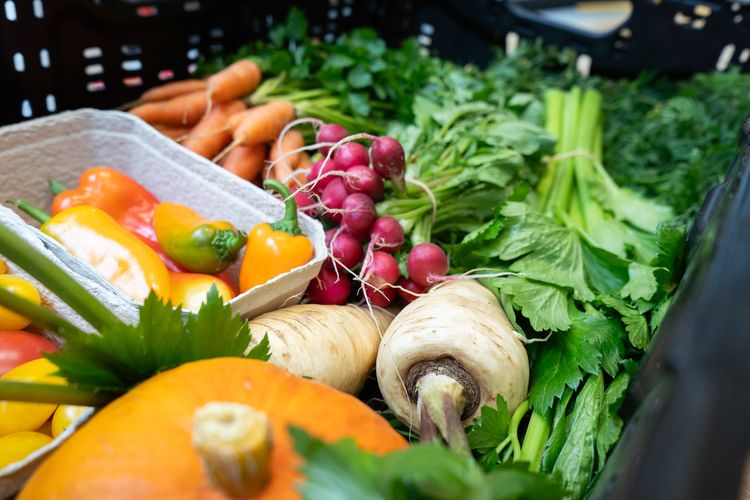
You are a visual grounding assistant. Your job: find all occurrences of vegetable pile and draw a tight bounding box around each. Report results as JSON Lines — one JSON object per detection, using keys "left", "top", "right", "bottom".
{"left": 1, "top": 7, "right": 748, "bottom": 499}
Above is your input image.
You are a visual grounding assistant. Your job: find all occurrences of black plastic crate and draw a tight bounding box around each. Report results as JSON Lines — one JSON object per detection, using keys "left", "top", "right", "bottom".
{"left": 1, "top": 2, "right": 750, "bottom": 499}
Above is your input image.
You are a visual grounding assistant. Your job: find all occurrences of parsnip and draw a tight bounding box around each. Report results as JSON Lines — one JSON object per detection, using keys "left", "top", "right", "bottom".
{"left": 246, "top": 304, "right": 393, "bottom": 394}
{"left": 376, "top": 280, "right": 529, "bottom": 452}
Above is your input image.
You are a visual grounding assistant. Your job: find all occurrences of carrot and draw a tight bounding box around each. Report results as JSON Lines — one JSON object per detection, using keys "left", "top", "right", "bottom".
{"left": 376, "top": 280, "right": 529, "bottom": 453}
{"left": 297, "top": 153, "right": 312, "bottom": 167}
{"left": 152, "top": 124, "right": 192, "bottom": 140}
{"left": 267, "top": 129, "right": 305, "bottom": 186}
{"left": 141, "top": 79, "right": 207, "bottom": 103}
{"left": 247, "top": 304, "right": 394, "bottom": 394}
{"left": 206, "top": 60, "right": 262, "bottom": 103}
{"left": 130, "top": 91, "right": 208, "bottom": 126}
{"left": 219, "top": 144, "right": 266, "bottom": 181}
{"left": 181, "top": 100, "right": 246, "bottom": 158}
{"left": 213, "top": 101, "right": 296, "bottom": 163}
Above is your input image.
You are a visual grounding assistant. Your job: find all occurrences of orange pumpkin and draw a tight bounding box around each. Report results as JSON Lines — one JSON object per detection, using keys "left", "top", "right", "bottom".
{"left": 20, "top": 358, "right": 407, "bottom": 499}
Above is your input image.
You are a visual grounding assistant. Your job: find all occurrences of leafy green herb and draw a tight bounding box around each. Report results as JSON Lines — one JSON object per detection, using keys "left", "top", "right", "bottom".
{"left": 290, "top": 426, "right": 565, "bottom": 500}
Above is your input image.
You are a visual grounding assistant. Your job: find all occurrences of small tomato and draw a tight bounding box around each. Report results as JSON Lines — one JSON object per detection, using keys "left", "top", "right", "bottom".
{"left": 0, "top": 275, "right": 41, "bottom": 330}
{"left": 0, "top": 331, "right": 58, "bottom": 376}
{"left": 0, "top": 431, "right": 53, "bottom": 468}
{"left": 51, "top": 405, "right": 90, "bottom": 437}
{"left": 0, "top": 358, "right": 65, "bottom": 437}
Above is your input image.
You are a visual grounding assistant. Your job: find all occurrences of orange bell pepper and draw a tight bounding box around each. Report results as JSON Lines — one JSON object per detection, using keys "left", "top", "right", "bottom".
{"left": 170, "top": 272, "right": 235, "bottom": 313}
{"left": 12, "top": 201, "right": 171, "bottom": 302}
{"left": 154, "top": 203, "right": 246, "bottom": 274}
{"left": 239, "top": 180, "right": 314, "bottom": 292}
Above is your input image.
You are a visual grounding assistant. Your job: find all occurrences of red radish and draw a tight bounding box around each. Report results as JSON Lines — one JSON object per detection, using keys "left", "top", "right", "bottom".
{"left": 361, "top": 251, "right": 400, "bottom": 307}
{"left": 344, "top": 165, "right": 384, "bottom": 201}
{"left": 294, "top": 189, "right": 319, "bottom": 218}
{"left": 308, "top": 159, "right": 340, "bottom": 195}
{"left": 344, "top": 224, "right": 371, "bottom": 242}
{"left": 407, "top": 243, "right": 449, "bottom": 287}
{"left": 307, "top": 158, "right": 325, "bottom": 183}
{"left": 397, "top": 278, "right": 427, "bottom": 304}
{"left": 307, "top": 266, "right": 352, "bottom": 305}
{"left": 325, "top": 229, "right": 364, "bottom": 269}
{"left": 334, "top": 143, "right": 369, "bottom": 171}
{"left": 366, "top": 285, "right": 396, "bottom": 308}
{"left": 317, "top": 124, "right": 349, "bottom": 156}
{"left": 321, "top": 178, "right": 348, "bottom": 224}
{"left": 370, "top": 216, "right": 404, "bottom": 253}
{"left": 341, "top": 193, "right": 376, "bottom": 236}
{"left": 371, "top": 136, "right": 405, "bottom": 183}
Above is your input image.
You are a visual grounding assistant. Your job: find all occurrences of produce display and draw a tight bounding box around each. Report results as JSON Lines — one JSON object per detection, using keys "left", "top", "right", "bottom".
{"left": 0, "top": 7, "right": 749, "bottom": 499}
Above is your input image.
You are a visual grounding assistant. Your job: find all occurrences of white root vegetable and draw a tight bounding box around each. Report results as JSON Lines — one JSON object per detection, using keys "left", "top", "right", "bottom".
{"left": 376, "top": 280, "right": 529, "bottom": 452}
{"left": 246, "top": 304, "right": 393, "bottom": 394}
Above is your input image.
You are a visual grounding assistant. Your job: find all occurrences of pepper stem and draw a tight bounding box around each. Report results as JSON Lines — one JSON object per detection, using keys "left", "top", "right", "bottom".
{"left": 212, "top": 228, "right": 248, "bottom": 263}
{"left": 193, "top": 402, "right": 273, "bottom": 497}
{"left": 7, "top": 199, "right": 51, "bottom": 224}
{"left": 416, "top": 373, "right": 470, "bottom": 455}
{"left": 264, "top": 179, "right": 302, "bottom": 236}
{"left": 48, "top": 180, "right": 68, "bottom": 196}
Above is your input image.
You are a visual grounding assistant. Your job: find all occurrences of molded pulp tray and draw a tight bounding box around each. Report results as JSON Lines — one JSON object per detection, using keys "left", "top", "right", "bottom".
{"left": 0, "top": 108, "right": 327, "bottom": 320}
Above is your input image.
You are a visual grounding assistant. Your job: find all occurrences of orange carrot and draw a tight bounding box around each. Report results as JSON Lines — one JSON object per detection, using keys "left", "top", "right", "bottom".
{"left": 182, "top": 100, "right": 246, "bottom": 158}
{"left": 219, "top": 144, "right": 266, "bottom": 181}
{"left": 130, "top": 91, "right": 208, "bottom": 126}
{"left": 298, "top": 152, "right": 312, "bottom": 167}
{"left": 207, "top": 60, "right": 262, "bottom": 103}
{"left": 152, "top": 124, "right": 192, "bottom": 140}
{"left": 268, "top": 130, "right": 306, "bottom": 187}
{"left": 141, "top": 79, "right": 207, "bottom": 103}
{"left": 233, "top": 100, "right": 296, "bottom": 146}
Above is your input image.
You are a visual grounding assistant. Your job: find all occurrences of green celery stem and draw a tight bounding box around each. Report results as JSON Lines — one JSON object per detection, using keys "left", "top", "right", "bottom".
{"left": 520, "top": 410, "right": 552, "bottom": 472}
{"left": 0, "top": 222, "right": 123, "bottom": 331}
{"left": 509, "top": 400, "right": 530, "bottom": 460}
{"left": 7, "top": 199, "right": 51, "bottom": 224}
{"left": 0, "top": 380, "right": 115, "bottom": 407}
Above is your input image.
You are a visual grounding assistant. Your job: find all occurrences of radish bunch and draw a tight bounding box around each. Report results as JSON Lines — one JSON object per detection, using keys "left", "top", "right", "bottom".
{"left": 287, "top": 122, "right": 452, "bottom": 307}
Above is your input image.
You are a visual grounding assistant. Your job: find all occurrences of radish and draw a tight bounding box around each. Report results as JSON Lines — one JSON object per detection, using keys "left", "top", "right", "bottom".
{"left": 370, "top": 216, "right": 404, "bottom": 253}
{"left": 325, "top": 229, "right": 363, "bottom": 269}
{"left": 407, "top": 243, "right": 449, "bottom": 286}
{"left": 334, "top": 142, "right": 369, "bottom": 171}
{"left": 307, "top": 265, "right": 352, "bottom": 306}
{"left": 361, "top": 251, "right": 400, "bottom": 308}
{"left": 397, "top": 278, "right": 426, "bottom": 304}
{"left": 317, "top": 124, "right": 349, "bottom": 156}
{"left": 321, "top": 178, "right": 348, "bottom": 224}
{"left": 371, "top": 136, "right": 405, "bottom": 184}
{"left": 309, "top": 158, "right": 339, "bottom": 194}
{"left": 344, "top": 165, "right": 384, "bottom": 201}
{"left": 294, "top": 189, "right": 319, "bottom": 218}
{"left": 248, "top": 303, "right": 393, "bottom": 394}
{"left": 377, "top": 280, "right": 529, "bottom": 452}
{"left": 306, "top": 158, "right": 324, "bottom": 183}
{"left": 341, "top": 193, "right": 376, "bottom": 236}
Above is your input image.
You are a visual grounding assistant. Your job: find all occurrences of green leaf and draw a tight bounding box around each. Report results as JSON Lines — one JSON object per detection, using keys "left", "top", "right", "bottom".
{"left": 347, "top": 65, "right": 374, "bottom": 89}
{"left": 595, "top": 372, "right": 630, "bottom": 472}
{"left": 285, "top": 7, "right": 309, "bottom": 41}
{"left": 553, "top": 373, "right": 604, "bottom": 500}
{"left": 484, "top": 463, "right": 566, "bottom": 500}
{"left": 599, "top": 295, "right": 651, "bottom": 350}
{"left": 246, "top": 334, "right": 271, "bottom": 361}
{"left": 620, "top": 262, "right": 659, "bottom": 302}
{"left": 489, "top": 276, "right": 571, "bottom": 332}
{"left": 570, "top": 308, "right": 625, "bottom": 377}
{"left": 655, "top": 223, "right": 686, "bottom": 279}
{"left": 467, "top": 395, "right": 510, "bottom": 453}
{"left": 347, "top": 92, "right": 371, "bottom": 116}
{"left": 540, "top": 388, "right": 574, "bottom": 473}
{"left": 581, "top": 240, "right": 629, "bottom": 295}
{"left": 325, "top": 53, "right": 354, "bottom": 69}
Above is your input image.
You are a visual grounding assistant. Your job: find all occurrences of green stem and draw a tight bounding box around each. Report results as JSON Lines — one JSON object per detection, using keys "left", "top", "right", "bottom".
{"left": 544, "top": 88, "right": 581, "bottom": 217}
{"left": 48, "top": 180, "right": 68, "bottom": 196}
{"left": 538, "top": 90, "right": 564, "bottom": 207}
{"left": 7, "top": 199, "right": 51, "bottom": 224}
{"left": 264, "top": 179, "right": 302, "bottom": 236}
{"left": 573, "top": 89, "right": 602, "bottom": 233}
{"left": 519, "top": 410, "right": 551, "bottom": 472}
{"left": 0, "top": 288, "right": 86, "bottom": 339}
{"left": 0, "top": 380, "right": 116, "bottom": 406}
{"left": 509, "top": 400, "right": 530, "bottom": 461}
{"left": 0, "top": 222, "right": 124, "bottom": 332}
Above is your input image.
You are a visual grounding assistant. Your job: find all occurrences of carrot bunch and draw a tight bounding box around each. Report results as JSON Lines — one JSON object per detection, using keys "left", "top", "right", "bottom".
{"left": 127, "top": 60, "right": 301, "bottom": 186}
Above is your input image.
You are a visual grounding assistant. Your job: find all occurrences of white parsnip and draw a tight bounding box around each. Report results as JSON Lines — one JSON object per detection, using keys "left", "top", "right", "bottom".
{"left": 376, "top": 280, "right": 529, "bottom": 452}
{"left": 246, "top": 304, "right": 393, "bottom": 394}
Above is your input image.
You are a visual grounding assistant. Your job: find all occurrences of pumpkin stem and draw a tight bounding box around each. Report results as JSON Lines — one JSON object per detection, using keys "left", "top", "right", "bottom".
{"left": 415, "top": 373, "right": 471, "bottom": 455}
{"left": 193, "top": 402, "right": 273, "bottom": 497}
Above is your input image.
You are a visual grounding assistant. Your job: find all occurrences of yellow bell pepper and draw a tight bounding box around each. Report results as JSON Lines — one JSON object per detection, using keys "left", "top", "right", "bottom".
{"left": 12, "top": 201, "right": 172, "bottom": 303}
{"left": 0, "top": 258, "right": 7, "bottom": 275}
{"left": 170, "top": 272, "right": 235, "bottom": 313}
{"left": 154, "top": 203, "right": 247, "bottom": 274}
{"left": 239, "top": 180, "right": 314, "bottom": 292}
{"left": 0, "top": 275, "right": 41, "bottom": 330}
